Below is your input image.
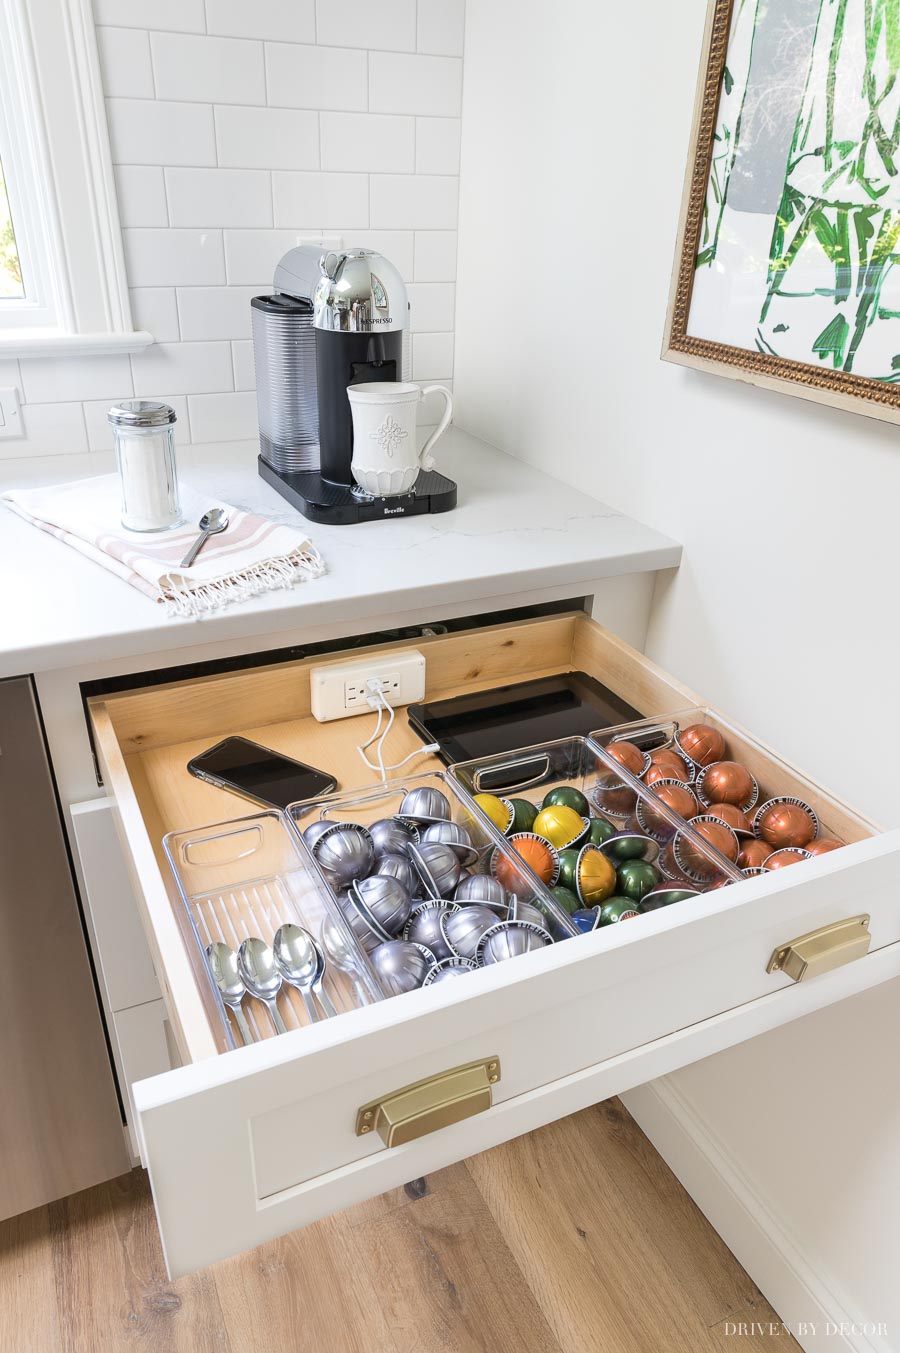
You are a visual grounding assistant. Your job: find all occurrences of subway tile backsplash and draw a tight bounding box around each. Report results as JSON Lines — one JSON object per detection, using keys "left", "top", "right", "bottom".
{"left": 12, "top": 0, "right": 463, "bottom": 455}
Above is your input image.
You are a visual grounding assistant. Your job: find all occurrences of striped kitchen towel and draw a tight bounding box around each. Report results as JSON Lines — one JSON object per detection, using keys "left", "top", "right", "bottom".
{"left": 2, "top": 474, "right": 325, "bottom": 617}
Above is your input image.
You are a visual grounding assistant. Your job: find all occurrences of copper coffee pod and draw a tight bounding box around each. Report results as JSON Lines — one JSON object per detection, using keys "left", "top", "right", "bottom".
{"left": 764, "top": 848, "right": 813, "bottom": 870}
{"left": 737, "top": 838, "right": 772, "bottom": 870}
{"left": 646, "top": 751, "right": 693, "bottom": 786}
{"left": 635, "top": 779, "right": 698, "bottom": 840}
{"left": 603, "top": 740, "right": 651, "bottom": 778}
{"left": 696, "top": 761, "right": 759, "bottom": 813}
{"left": 673, "top": 723, "right": 726, "bottom": 768}
{"left": 806, "top": 837, "right": 843, "bottom": 857}
{"left": 673, "top": 815, "right": 740, "bottom": 881}
{"left": 753, "top": 796, "right": 818, "bottom": 850}
{"left": 703, "top": 801, "right": 754, "bottom": 837}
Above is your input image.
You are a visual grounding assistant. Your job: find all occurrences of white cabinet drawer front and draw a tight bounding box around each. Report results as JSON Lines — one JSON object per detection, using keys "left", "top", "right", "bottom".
{"left": 89, "top": 612, "right": 899, "bottom": 1275}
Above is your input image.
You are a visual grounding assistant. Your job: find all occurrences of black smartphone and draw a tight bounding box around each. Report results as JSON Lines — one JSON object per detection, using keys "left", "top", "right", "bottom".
{"left": 187, "top": 736, "right": 337, "bottom": 810}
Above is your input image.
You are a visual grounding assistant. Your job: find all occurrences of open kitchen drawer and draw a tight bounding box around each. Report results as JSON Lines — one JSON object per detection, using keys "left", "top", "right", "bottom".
{"left": 88, "top": 612, "right": 900, "bottom": 1276}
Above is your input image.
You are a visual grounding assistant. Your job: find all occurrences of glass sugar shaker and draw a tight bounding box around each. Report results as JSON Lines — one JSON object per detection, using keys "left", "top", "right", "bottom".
{"left": 108, "top": 400, "right": 183, "bottom": 532}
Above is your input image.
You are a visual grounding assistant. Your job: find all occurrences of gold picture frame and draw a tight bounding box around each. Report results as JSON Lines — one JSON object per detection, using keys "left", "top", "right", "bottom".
{"left": 663, "top": 0, "right": 900, "bottom": 425}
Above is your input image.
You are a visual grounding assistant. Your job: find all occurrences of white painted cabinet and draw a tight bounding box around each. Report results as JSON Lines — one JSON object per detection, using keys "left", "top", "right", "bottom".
{"left": 84, "top": 612, "right": 900, "bottom": 1276}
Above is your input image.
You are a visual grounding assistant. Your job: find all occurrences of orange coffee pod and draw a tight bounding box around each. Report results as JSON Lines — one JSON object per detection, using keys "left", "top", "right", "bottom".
{"left": 753, "top": 797, "right": 818, "bottom": 849}
{"left": 764, "top": 848, "right": 813, "bottom": 870}
{"left": 674, "top": 723, "right": 726, "bottom": 768}
{"left": 649, "top": 748, "right": 693, "bottom": 782}
{"left": 704, "top": 801, "right": 754, "bottom": 837}
{"left": 604, "top": 741, "right": 650, "bottom": 778}
{"left": 737, "top": 838, "right": 772, "bottom": 870}
{"left": 806, "top": 837, "right": 843, "bottom": 857}
{"left": 635, "top": 780, "right": 697, "bottom": 840}
{"left": 696, "top": 760, "right": 759, "bottom": 813}
{"left": 674, "top": 815, "right": 739, "bottom": 881}
{"left": 492, "top": 833, "right": 560, "bottom": 887}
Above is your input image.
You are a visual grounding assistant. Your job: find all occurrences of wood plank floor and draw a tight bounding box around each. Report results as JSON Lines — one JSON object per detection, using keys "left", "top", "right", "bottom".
{"left": 0, "top": 1099, "right": 796, "bottom": 1353}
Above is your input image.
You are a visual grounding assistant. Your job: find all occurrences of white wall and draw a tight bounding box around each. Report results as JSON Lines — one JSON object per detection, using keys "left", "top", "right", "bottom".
{"left": 455, "top": 0, "right": 900, "bottom": 1341}
{"left": 2, "top": 0, "right": 464, "bottom": 463}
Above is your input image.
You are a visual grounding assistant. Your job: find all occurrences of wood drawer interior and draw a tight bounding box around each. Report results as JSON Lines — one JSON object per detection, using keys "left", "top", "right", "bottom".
{"left": 89, "top": 612, "right": 879, "bottom": 1067}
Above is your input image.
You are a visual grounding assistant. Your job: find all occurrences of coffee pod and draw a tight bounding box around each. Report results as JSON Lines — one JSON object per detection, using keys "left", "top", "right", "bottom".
{"left": 806, "top": 837, "right": 843, "bottom": 857}
{"left": 604, "top": 741, "right": 651, "bottom": 778}
{"left": 635, "top": 780, "right": 698, "bottom": 840}
{"left": 737, "top": 837, "right": 772, "bottom": 870}
{"left": 541, "top": 785, "right": 590, "bottom": 817}
{"left": 598, "top": 896, "right": 642, "bottom": 925}
{"left": 476, "top": 920, "right": 552, "bottom": 966}
{"left": 454, "top": 873, "right": 508, "bottom": 912}
{"left": 440, "top": 905, "right": 499, "bottom": 961}
{"left": 370, "top": 940, "right": 436, "bottom": 996}
{"left": 532, "top": 804, "right": 590, "bottom": 850}
{"left": 648, "top": 746, "right": 695, "bottom": 783}
{"left": 369, "top": 816, "right": 419, "bottom": 858}
{"left": 753, "top": 797, "right": 819, "bottom": 850}
{"left": 313, "top": 823, "right": 375, "bottom": 887}
{"left": 696, "top": 761, "right": 759, "bottom": 813}
{"left": 409, "top": 841, "right": 463, "bottom": 898}
{"left": 351, "top": 873, "right": 412, "bottom": 937}
{"left": 303, "top": 819, "right": 334, "bottom": 851}
{"left": 422, "top": 957, "right": 477, "bottom": 985}
{"left": 491, "top": 833, "right": 560, "bottom": 887}
{"left": 571, "top": 908, "right": 601, "bottom": 933}
{"left": 507, "top": 798, "right": 539, "bottom": 833}
{"left": 673, "top": 815, "right": 740, "bottom": 881}
{"left": 472, "top": 792, "right": 515, "bottom": 834}
{"left": 398, "top": 786, "right": 451, "bottom": 824}
{"left": 600, "top": 831, "right": 661, "bottom": 864}
{"left": 404, "top": 901, "right": 459, "bottom": 960}
{"left": 674, "top": 723, "right": 726, "bottom": 768}
{"left": 420, "top": 820, "right": 480, "bottom": 866}
{"left": 764, "top": 848, "right": 813, "bottom": 870}
{"left": 704, "top": 801, "right": 755, "bottom": 837}
{"left": 640, "top": 885, "right": 700, "bottom": 910}
{"left": 376, "top": 852, "right": 418, "bottom": 894}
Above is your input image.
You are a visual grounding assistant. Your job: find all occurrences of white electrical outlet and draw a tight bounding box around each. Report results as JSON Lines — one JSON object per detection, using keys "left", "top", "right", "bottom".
{"left": 310, "top": 649, "right": 426, "bottom": 722}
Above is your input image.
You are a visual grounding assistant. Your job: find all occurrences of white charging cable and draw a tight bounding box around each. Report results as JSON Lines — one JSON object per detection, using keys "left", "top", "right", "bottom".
{"left": 356, "top": 678, "right": 439, "bottom": 782}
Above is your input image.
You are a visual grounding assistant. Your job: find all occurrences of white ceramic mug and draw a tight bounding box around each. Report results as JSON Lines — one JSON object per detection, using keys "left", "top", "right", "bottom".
{"left": 347, "top": 381, "right": 453, "bottom": 498}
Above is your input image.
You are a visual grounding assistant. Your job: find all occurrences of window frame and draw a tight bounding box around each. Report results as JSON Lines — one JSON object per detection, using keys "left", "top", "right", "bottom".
{"left": 0, "top": 0, "right": 151, "bottom": 357}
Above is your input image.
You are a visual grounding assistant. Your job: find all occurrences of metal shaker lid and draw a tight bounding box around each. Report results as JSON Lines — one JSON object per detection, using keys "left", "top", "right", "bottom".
{"left": 274, "top": 245, "right": 407, "bottom": 334}
{"left": 107, "top": 399, "right": 176, "bottom": 428}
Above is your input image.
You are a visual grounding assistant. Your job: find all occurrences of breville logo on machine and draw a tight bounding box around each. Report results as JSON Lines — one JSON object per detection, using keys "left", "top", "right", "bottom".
{"left": 384, "top": 505, "right": 406, "bottom": 514}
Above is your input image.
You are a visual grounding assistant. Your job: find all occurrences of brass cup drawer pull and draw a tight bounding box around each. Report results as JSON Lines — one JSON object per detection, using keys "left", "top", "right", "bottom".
{"left": 767, "top": 915, "right": 871, "bottom": 983}
{"left": 356, "top": 1058, "right": 501, "bottom": 1147}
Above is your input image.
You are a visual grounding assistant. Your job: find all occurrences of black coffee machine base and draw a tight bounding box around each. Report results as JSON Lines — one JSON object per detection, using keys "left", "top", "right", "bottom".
{"left": 259, "top": 457, "right": 458, "bottom": 525}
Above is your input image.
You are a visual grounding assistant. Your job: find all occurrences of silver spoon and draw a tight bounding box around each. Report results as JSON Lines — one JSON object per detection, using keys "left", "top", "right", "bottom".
{"left": 237, "top": 937, "right": 288, "bottom": 1035}
{"left": 321, "top": 913, "right": 371, "bottom": 1006}
{"left": 180, "top": 506, "right": 229, "bottom": 568}
{"left": 310, "top": 933, "right": 339, "bottom": 1020}
{"left": 205, "top": 942, "right": 255, "bottom": 1045}
{"left": 274, "top": 924, "right": 323, "bottom": 1023}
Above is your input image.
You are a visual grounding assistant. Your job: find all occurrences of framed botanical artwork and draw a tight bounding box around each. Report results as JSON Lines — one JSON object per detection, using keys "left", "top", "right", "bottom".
{"left": 664, "top": 0, "right": 900, "bottom": 424}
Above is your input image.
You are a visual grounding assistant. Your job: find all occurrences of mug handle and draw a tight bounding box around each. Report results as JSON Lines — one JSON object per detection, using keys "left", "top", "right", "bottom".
{"left": 418, "top": 385, "right": 453, "bottom": 472}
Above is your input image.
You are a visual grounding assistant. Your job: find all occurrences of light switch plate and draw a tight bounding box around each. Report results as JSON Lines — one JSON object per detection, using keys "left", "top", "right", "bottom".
{"left": 0, "top": 387, "right": 23, "bottom": 439}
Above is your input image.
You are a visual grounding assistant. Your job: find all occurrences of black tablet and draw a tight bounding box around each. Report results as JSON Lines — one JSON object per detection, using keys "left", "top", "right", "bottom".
{"left": 408, "top": 671, "right": 641, "bottom": 765}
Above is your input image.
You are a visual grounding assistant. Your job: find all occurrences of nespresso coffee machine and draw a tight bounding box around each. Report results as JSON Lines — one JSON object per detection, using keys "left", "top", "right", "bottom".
{"left": 253, "top": 246, "right": 457, "bottom": 524}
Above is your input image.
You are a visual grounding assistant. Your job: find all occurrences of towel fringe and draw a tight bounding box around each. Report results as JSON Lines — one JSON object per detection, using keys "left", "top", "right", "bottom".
{"left": 160, "top": 546, "right": 326, "bottom": 618}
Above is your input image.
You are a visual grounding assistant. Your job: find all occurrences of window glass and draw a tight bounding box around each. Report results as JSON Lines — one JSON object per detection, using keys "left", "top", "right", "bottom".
{"left": 0, "top": 156, "right": 24, "bottom": 300}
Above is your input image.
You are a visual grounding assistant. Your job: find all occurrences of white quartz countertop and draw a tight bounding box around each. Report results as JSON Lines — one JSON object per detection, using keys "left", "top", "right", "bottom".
{"left": 0, "top": 428, "right": 681, "bottom": 677}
